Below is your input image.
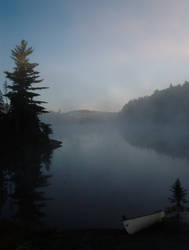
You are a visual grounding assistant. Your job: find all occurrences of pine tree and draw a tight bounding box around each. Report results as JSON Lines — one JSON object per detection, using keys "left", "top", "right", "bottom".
{"left": 4, "top": 40, "right": 51, "bottom": 142}
{"left": 168, "top": 178, "right": 188, "bottom": 219}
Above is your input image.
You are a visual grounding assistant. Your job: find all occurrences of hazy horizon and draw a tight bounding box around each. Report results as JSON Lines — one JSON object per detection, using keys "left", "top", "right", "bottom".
{"left": 2, "top": 0, "right": 189, "bottom": 112}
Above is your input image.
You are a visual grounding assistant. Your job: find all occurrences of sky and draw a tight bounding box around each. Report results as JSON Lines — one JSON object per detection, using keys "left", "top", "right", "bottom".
{"left": 1, "top": 0, "right": 189, "bottom": 112}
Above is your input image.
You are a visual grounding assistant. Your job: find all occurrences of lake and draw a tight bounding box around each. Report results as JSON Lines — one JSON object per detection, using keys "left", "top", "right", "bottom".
{"left": 44, "top": 122, "right": 189, "bottom": 229}
{"left": 2, "top": 122, "right": 189, "bottom": 229}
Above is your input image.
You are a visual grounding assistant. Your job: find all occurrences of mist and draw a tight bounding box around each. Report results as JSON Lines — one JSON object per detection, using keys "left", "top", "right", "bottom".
{"left": 2, "top": 1, "right": 189, "bottom": 248}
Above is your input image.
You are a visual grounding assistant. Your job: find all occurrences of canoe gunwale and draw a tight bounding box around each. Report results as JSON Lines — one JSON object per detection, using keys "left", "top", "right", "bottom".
{"left": 122, "top": 210, "right": 164, "bottom": 221}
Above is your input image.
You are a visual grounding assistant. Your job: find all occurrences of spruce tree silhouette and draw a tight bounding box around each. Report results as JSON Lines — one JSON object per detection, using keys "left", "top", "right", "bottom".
{"left": 4, "top": 40, "right": 51, "bottom": 144}
{"left": 167, "top": 178, "right": 188, "bottom": 220}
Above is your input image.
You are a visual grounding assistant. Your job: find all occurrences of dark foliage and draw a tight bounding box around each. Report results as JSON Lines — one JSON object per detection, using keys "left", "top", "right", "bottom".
{"left": 167, "top": 179, "right": 188, "bottom": 218}
{"left": 119, "top": 82, "right": 189, "bottom": 160}
{"left": 3, "top": 40, "right": 53, "bottom": 146}
{"left": 120, "top": 82, "right": 189, "bottom": 125}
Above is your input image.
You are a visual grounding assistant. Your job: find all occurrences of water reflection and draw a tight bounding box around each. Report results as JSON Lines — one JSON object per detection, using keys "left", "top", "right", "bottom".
{"left": 0, "top": 144, "right": 54, "bottom": 226}
{"left": 45, "top": 123, "right": 189, "bottom": 229}
{"left": 2, "top": 122, "right": 189, "bottom": 229}
{"left": 119, "top": 122, "right": 189, "bottom": 161}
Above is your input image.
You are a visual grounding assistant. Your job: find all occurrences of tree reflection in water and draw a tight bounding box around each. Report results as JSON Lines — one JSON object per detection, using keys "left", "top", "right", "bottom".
{"left": 120, "top": 122, "right": 189, "bottom": 161}
{"left": 0, "top": 144, "right": 54, "bottom": 227}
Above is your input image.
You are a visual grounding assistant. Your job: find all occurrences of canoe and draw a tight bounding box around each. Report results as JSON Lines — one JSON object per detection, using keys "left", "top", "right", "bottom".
{"left": 122, "top": 210, "right": 165, "bottom": 234}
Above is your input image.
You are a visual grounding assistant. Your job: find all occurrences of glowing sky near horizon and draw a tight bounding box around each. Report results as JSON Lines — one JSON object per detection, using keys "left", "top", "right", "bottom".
{"left": 1, "top": 0, "right": 189, "bottom": 112}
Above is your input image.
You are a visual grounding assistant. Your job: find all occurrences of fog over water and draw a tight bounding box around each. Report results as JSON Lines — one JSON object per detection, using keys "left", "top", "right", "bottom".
{"left": 39, "top": 122, "right": 189, "bottom": 229}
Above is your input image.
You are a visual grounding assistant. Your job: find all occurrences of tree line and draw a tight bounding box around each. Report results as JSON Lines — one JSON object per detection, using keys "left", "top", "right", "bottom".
{"left": 120, "top": 82, "right": 189, "bottom": 125}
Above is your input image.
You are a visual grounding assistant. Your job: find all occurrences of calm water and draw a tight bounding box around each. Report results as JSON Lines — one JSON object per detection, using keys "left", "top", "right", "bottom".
{"left": 2, "top": 122, "right": 189, "bottom": 228}
{"left": 44, "top": 123, "right": 189, "bottom": 229}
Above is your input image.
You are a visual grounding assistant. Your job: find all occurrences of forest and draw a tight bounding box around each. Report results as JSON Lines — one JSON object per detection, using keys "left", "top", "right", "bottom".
{"left": 120, "top": 82, "right": 189, "bottom": 125}
{"left": 119, "top": 82, "right": 189, "bottom": 160}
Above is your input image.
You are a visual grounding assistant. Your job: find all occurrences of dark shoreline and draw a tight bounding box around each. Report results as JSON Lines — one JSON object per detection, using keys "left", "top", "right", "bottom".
{"left": 1, "top": 219, "right": 189, "bottom": 250}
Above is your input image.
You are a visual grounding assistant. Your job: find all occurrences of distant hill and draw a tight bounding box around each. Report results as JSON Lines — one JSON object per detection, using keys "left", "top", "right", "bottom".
{"left": 41, "top": 109, "right": 117, "bottom": 125}
{"left": 120, "top": 81, "right": 189, "bottom": 125}
{"left": 119, "top": 82, "right": 189, "bottom": 159}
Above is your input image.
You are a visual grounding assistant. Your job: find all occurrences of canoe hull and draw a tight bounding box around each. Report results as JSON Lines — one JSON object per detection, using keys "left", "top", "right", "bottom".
{"left": 123, "top": 211, "right": 165, "bottom": 234}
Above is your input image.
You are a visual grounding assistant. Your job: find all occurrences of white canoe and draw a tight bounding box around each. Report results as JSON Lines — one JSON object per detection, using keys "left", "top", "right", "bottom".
{"left": 122, "top": 210, "right": 165, "bottom": 234}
